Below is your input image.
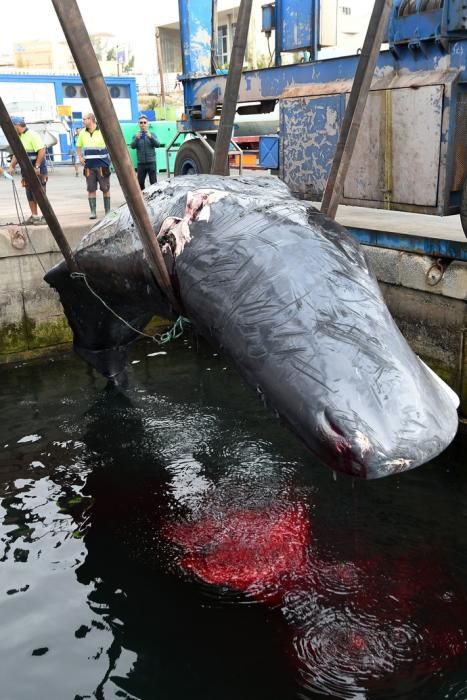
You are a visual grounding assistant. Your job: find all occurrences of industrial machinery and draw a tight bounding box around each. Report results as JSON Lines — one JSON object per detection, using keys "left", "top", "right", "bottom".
{"left": 171, "top": 0, "right": 467, "bottom": 237}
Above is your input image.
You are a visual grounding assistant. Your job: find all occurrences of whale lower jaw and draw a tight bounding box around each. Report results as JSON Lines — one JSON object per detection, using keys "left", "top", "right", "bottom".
{"left": 314, "top": 406, "right": 458, "bottom": 480}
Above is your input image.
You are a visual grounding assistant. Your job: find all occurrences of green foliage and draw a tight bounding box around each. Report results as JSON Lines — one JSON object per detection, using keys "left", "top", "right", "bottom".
{"left": 123, "top": 55, "right": 135, "bottom": 73}
{"left": 146, "top": 97, "right": 159, "bottom": 111}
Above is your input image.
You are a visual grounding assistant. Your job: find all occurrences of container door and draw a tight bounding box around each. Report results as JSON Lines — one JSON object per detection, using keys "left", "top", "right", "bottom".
{"left": 344, "top": 85, "right": 444, "bottom": 208}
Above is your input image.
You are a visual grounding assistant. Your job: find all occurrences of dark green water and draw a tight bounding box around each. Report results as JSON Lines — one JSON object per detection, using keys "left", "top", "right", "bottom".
{"left": 0, "top": 337, "right": 466, "bottom": 700}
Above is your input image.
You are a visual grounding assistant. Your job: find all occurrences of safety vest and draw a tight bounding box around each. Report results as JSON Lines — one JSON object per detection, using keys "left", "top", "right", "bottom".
{"left": 77, "top": 127, "right": 110, "bottom": 169}
{"left": 19, "top": 129, "right": 47, "bottom": 175}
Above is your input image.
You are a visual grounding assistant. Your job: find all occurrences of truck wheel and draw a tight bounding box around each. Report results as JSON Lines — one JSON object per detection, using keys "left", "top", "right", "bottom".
{"left": 174, "top": 139, "right": 213, "bottom": 175}
{"left": 461, "top": 178, "right": 467, "bottom": 238}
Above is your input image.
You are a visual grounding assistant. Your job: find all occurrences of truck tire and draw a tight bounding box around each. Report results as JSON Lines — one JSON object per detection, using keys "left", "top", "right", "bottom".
{"left": 461, "top": 178, "right": 467, "bottom": 238}
{"left": 174, "top": 139, "right": 213, "bottom": 175}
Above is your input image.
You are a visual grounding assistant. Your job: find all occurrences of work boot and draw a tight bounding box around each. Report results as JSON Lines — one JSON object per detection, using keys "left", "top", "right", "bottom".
{"left": 88, "top": 197, "right": 97, "bottom": 219}
{"left": 104, "top": 196, "right": 111, "bottom": 215}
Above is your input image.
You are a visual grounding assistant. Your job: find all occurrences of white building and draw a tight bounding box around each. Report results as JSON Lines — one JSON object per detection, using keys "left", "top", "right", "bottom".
{"left": 151, "top": 0, "right": 372, "bottom": 92}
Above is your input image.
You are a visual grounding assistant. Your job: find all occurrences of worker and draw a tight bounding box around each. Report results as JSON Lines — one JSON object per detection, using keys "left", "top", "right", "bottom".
{"left": 70, "top": 126, "right": 81, "bottom": 177}
{"left": 131, "top": 115, "right": 160, "bottom": 190}
{"left": 7, "top": 115, "right": 47, "bottom": 225}
{"left": 76, "top": 113, "right": 111, "bottom": 219}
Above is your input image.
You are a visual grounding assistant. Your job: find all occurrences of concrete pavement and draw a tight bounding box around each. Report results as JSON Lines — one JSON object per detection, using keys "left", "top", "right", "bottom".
{"left": 0, "top": 163, "right": 465, "bottom": 243}
{"left": 0, "top": 164, "right": 127, "bottom": 238}
{"left": 333, "top": 201, "right": 466, "bottom": 242}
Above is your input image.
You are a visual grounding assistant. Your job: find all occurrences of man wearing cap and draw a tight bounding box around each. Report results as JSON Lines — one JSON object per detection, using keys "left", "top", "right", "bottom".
{"left": 8, "top": 116, "right": 48, "bottom": 225}
{"left": 76, "top": 113, "right": 111, "bottom": 219}
{"left": 131, "top": 115, "right": 160, "bottom": 191}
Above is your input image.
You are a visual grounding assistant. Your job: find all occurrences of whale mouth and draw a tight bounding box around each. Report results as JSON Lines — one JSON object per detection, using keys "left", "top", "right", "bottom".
{"left": 316, "top": 410, "right": 368, "bottom": 479}
{"left": 316, "top": 411, "right": 419, "bottom": 480}
{"left": 316, "top": 386, "right": 458, "bottom": 480}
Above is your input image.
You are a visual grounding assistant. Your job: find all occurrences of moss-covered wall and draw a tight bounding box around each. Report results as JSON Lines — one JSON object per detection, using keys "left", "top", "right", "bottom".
{"left": 0, "top": 315, "right": 72, "bottom": 356}
{"left": 0, "top": 291, "right": 73, "bottom": 363}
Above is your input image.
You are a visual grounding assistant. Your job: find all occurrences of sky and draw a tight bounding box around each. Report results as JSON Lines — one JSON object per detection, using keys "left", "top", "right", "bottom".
{"left": 3, "top": 0, "right": 180, "bottom": 40}
{"left": 2, "top": 0, "right": 374, "bottom": 72}
{"left": 3, "top": 0, "right": 373, "bottom": 41}
{"left": 1, "top": 0, "right": 181, "bottom": 72}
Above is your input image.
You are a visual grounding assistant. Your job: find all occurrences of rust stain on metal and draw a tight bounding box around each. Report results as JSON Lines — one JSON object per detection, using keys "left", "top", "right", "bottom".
{"left": 281, "top": 69, "right": 461, "bottom": 100}
{"left": 282, "top": 80, "right": 353, "bottom": 98}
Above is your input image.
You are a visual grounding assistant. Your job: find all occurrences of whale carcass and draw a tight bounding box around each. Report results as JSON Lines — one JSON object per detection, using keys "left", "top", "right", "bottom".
{"left": 44, "top": 175, "right": 459, "bottom": 479}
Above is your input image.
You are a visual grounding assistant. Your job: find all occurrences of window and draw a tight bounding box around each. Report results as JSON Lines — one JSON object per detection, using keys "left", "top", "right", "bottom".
{"left": 217, "top": 25, "right": 228, "bottom": 65}
{"left": 161, "top": 28, "right": 182, "bottom": 73}
{"left": 64, "top": 85, "right": 77, "bottom": 97}
{"left": 109, "top": 86, "right": 121, "bottom": 98}
{"left": 80, "top": 86, "right": 88, "bottom": 97}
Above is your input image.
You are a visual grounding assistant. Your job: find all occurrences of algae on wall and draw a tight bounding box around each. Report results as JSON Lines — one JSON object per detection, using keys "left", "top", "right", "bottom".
{"left": 0, "top": 267, "right": 73, "bottom": 362}
{"left": 0, "top": 310, "right": 73, "bottom": 361}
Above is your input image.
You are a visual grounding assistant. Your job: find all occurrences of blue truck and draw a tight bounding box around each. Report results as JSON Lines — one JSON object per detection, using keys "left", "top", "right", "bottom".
{"left": 170, "top": 0, "right": 467, "bottom": 238}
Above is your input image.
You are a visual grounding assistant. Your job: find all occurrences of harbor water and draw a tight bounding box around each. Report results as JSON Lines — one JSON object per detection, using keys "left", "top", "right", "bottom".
{"left": 0, "top": 336, "right": 466, "bottom": 700}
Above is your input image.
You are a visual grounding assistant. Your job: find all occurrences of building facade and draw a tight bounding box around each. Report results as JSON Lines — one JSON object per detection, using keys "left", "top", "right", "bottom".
{"left": 156, "top": 0, "right": 372, "bottom": 80}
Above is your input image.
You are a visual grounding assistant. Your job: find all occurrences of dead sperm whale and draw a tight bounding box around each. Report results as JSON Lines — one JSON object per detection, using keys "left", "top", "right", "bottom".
{"left": 44, "top": 175, "right": 459, "bottom": 479}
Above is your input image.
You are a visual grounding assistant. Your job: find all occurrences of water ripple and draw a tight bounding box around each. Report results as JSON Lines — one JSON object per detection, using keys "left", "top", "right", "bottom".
{"left": 293, "top": 606, "right": 429, "bottom": 699}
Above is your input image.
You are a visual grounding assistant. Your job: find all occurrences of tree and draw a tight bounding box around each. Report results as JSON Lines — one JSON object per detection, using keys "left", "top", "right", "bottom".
{"left": 106, "top": 47, "right": 116, "bottom": 61}
{"left": 123, "top": 54, "right": 135, "bottom": 74}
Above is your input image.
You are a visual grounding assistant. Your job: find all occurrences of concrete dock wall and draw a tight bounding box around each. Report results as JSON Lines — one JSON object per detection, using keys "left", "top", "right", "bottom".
{"left": 365, "top": 246, "right": 466, "bottom": 418}
{"left": 0, "top": 228, "right": 466, "bottom": 416}
{"left": 0, "top": 226, "right": 85, "bottom": 361}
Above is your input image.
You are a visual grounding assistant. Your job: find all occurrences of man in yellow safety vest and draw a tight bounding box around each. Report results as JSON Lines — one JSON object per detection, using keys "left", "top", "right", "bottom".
{"left": 76, "top": 112, "right": 111, "bottom": 220}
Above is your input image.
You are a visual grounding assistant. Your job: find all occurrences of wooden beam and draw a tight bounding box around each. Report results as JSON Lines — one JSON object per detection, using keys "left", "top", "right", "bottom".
{"left": 211, "top": 0, "right": 253, "bottom": 176}
{"left": 321, "top": 0, "right": 393, "bottom": 220}
{"left": 51, "top": 0, "right": 181, "bottom": 313}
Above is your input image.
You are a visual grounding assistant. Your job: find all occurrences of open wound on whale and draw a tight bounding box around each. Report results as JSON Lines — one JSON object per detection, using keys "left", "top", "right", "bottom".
{"left": 157, "top": 189, "right": 227, "bottom": 258}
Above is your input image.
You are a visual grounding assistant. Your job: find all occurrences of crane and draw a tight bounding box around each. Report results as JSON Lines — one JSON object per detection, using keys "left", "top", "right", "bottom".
{"left": 169, "top": 0, "right": 467, "bottom": 238}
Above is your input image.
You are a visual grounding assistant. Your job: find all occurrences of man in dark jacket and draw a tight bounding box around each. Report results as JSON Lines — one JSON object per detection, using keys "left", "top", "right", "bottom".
{"left": 131, "top": 115, "right": 160, "bottom": 190}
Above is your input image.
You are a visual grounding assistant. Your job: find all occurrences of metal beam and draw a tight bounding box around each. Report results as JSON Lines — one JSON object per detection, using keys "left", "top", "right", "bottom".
{"left": 0, "top": 97, "right": 78, "bottom": 273}
{"left": 178, "top": 0, "right": 213, "bottom": 78}
{"left": 348, "top": 227, "right": 467, "bottom": 262}
{"left": 211, "top": 0, "right": 253, "bottom": 175}
{"left": 211, "top": 0, "right": 219, "bottom": 74}
{"left": 321, "top": 0, "right": 393, "bottom": 220}
{"left": 51, "top": 0, "right": 180, "bottom": 313}
{"left": 181, "top": 42, "right": 467, "bottom": 111}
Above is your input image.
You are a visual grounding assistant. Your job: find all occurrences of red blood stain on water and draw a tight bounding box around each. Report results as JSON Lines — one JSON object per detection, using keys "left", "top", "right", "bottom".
{"left": 167, "top": 503, "right": 310, "bottom": 596}
{"left": 164, "top": 503, "right": 467, "bottom": 697}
